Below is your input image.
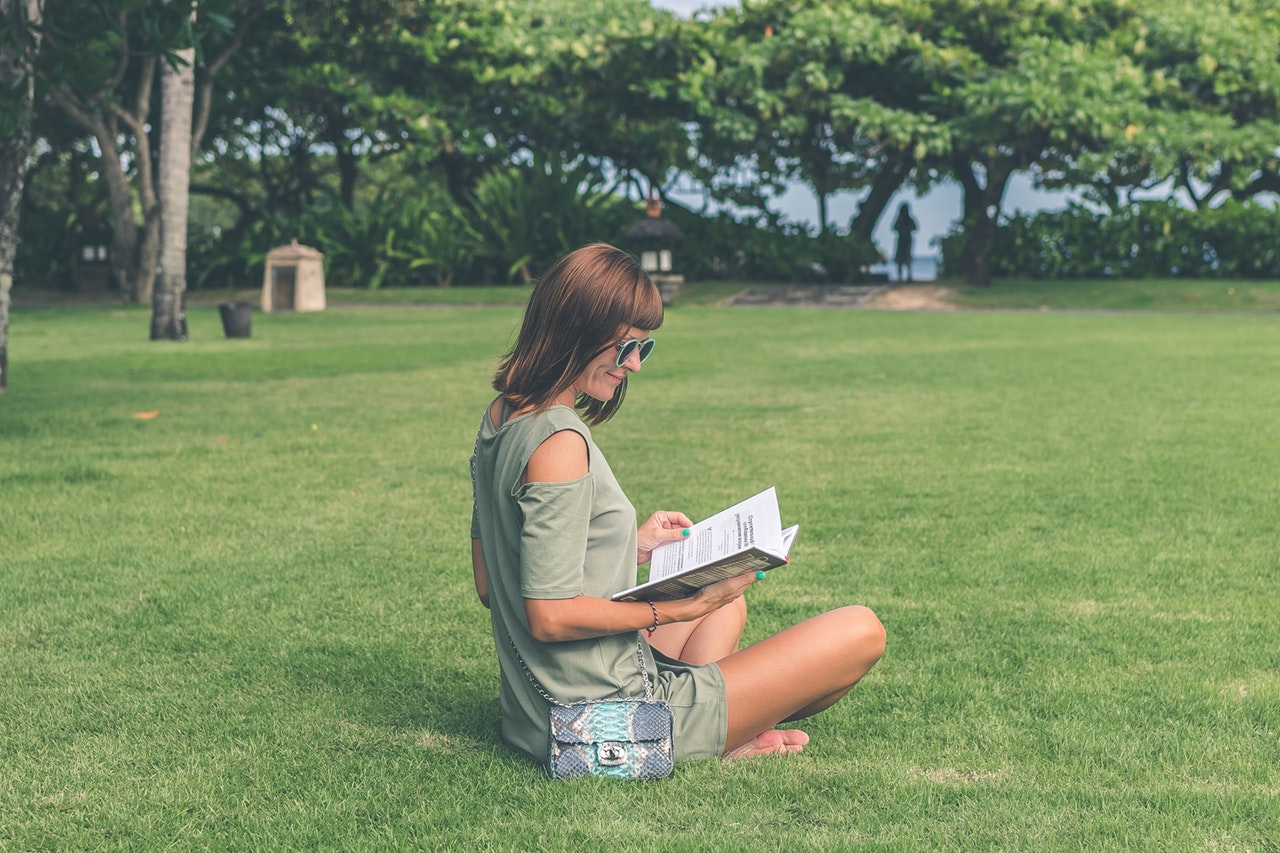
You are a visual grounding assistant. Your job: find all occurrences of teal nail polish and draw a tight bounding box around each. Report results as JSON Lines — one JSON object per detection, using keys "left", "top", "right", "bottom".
{"left": 755, "top": 572, "right": 766, "bottom": 580}
{"left": 681, "top": 529, "right": 689, "bottom": 536}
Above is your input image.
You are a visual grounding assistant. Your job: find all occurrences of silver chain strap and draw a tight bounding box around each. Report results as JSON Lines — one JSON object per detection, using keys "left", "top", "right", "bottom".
{"left": 507, "top": 631, "right": 655, "bottom": 706}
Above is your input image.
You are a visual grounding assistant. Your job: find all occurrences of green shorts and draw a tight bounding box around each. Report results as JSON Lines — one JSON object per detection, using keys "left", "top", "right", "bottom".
{"left": 651, "top": 648, "right": 728, "bottom": 761}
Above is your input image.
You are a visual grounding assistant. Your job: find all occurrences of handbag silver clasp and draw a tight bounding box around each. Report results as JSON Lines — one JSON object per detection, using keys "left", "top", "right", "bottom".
{"left": 598, "top": 742, "right": 628, "bottom": 766}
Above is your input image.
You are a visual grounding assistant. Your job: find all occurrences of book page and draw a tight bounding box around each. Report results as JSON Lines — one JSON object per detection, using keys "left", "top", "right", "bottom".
{"left": 780, "top": 524, "right": 799, "bottom": 554}
{"left": 648, "top": 487, "right": 784, "bottom": 583}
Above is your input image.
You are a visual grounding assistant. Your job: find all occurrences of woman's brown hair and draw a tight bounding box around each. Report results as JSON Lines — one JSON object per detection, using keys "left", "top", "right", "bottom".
{"left": 493, "top": 243, "right": 663, "bottom": 425}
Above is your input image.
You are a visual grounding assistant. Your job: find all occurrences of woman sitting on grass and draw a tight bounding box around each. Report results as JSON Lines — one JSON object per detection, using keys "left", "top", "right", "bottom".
{"left": 468, "top": 242, "right": 885, "bottom": 767}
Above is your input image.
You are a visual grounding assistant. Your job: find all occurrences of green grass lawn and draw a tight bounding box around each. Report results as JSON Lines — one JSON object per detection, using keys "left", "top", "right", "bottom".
{"left": 17, "top": 275, "right": 1280, "bottom": 312}
{"left": 278, "top": 275, "right": 1280, "bottom": 311}
{"left": 942, "top": 276, "right": 1280, "bottom": 313}
{"left": 2, "top": 299, "right": 1278, "bottom": 850}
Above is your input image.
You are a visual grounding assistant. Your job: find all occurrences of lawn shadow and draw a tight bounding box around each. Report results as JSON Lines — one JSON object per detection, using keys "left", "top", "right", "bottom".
{"left": 285, "top": 637, "right": 503, "bottom": 751}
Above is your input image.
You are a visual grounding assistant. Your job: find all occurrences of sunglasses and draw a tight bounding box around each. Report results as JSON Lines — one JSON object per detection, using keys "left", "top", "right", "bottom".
{"left": 613, "top": 337, "right": 655, "bottom": 367}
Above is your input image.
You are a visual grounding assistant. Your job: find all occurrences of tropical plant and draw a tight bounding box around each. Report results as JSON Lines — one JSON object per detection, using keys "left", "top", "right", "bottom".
{"left": 939, "top": 199, "right": 1280, "bottom": 280}
{"left": 408, "top": 207, "right": 483, "bottom": 288}
{"left": 469, "top": 158, "right": 634, "bottom": 283}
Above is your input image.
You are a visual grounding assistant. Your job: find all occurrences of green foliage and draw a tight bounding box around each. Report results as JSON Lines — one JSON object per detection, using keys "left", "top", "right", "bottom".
{"left": 13, "top": 186, "right": 77, "bottom": 292}
{"left": 467, "top": 158, "right": 634, "bottom": 283}
{"left": 306, "top": 189, "right": 475, "bottom": 290}
{"left": 654, "top": 204, "right": 882, "bottom": 284}
{"left": 467, "top": 167, "right": 542, "bottom": 283}
{"left": 36, "top": 0, "right": 213, "bottom": 95}
{"left": 1044, "top": 0, "right": 1280, "bottom": 209}
{"left": 181, "top": 157, "right": 641, "bottom": 291}
{"left": 940, "top": 199, "right": 1280, "bottom": 280}
{"left": 16, "top": 0, "right": 1280, "bottom": 296}
{"left": 409, "top": 208, "right": 485, "bottom": 288}
{"left": 693, "top": 1, "right": 945, "bottom": 233}
{"left": 185, "top": 219, "right": 262, "bottom": 293}
{"left": 511, "top": 0, "right": 700, "bottom": 188}
{"left": 190, "top": 192, "right": 484, "bottom": 292}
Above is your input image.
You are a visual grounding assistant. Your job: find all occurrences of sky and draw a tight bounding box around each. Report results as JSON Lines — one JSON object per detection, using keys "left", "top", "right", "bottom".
{"left": 650, "top": 0, "right": 725, "bottom": 15}
{"left": 647, "top": 0, "right": 1081, "bottom": 263}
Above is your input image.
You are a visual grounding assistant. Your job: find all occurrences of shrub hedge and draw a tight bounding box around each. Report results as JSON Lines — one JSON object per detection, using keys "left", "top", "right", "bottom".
{"left": 940, "top": 199, "right": 1280, "bottom": 280}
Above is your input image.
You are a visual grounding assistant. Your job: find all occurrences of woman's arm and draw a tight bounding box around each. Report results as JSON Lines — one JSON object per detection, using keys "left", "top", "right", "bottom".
{"left": 524, "top": 572, "right": 759, "bottom": 643}
{"left": 520, "top": 428, "right": 760, "bottom": 641}
{"left": 472, "top": 538, "right": 490, "bottom": 608}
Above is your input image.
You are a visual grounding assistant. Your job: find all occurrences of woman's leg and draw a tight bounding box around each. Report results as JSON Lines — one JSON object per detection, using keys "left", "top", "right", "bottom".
{"left": 717, "top": 605, "right": 885, "bottom": 757}
{"left": 648, "top": 596, "right": 746, "bottom": 665}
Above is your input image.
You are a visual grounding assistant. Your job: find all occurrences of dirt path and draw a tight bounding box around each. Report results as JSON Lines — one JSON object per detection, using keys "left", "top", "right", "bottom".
{"left": 861, "top": 284, "right": 959, "bottom": 311}
{"left": 723, "top": 282, "right": 960, "bottom": 310}
{"left": 14, "top": 283, "right": 964, "bottom": 311}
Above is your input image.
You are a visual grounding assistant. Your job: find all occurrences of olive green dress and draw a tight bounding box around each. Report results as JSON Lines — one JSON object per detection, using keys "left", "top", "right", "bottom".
{"left": 470, "top": 399, "right": 728, "bottom": 765}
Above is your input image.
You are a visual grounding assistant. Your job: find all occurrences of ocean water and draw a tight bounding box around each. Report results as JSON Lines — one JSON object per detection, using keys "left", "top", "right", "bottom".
{"left": 868, "top": 255, "right": 940, "bottom": 282}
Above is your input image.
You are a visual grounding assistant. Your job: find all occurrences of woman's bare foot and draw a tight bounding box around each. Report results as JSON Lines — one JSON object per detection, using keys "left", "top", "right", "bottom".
{"left": 723, "top": 728, "right": 810, "bottom": 760}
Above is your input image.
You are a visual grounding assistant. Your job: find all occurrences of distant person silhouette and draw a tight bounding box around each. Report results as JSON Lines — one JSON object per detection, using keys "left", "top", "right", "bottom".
{"left": 892, "top": 203, "right": 918, "bottom": 282}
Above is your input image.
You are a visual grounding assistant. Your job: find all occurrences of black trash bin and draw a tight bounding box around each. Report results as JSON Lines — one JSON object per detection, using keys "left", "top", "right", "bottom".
{"left": 218, "top": 302, "right": 253, "bottom": 338}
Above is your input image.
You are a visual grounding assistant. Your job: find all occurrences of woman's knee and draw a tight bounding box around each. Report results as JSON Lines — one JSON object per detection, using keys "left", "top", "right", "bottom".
{"left": 835, "top": 604, "right": 886, "bottom": 666}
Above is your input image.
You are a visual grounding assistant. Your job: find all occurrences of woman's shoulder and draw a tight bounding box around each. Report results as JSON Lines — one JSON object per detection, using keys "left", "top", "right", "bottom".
{"left": 509, "top": 403, "right": 590, "bottom": 438}
{"left": 539, "top": 404, "right": 591, "bottom": 434}
{"left": 525, "top": 427, "right": 590, "bottom": 483}
{"left": 482, "top": 400, "right": 591, "bottom": 450}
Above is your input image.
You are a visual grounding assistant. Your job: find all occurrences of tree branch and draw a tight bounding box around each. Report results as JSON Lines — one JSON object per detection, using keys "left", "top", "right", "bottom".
{"left": 191, "top": 6, "right": 263, "bottom": 154}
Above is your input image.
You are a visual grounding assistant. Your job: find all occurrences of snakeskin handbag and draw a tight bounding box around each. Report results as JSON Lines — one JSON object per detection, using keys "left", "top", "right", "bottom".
{"left": 510, "top": 634, "right": 674, "bottom": 780}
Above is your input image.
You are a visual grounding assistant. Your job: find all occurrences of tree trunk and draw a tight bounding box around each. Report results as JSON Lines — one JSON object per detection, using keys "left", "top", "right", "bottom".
{"left": 0, "top": 0, "right": 43, "bottom": 392}
{"left": 152, "top": 24, "right": 196, "bottom": 341}
{"left": 809, "top": 147, "right": 834, "bottom": 238}
{"left": 849, "top": 162, "right": 908, "bottom": 244}
{"left": 954, "top": 157, "right": 1015, "bottom": 287}
{"left": 131, "top": 55, "right": 161, "bottom": 305}
{"left": 48, "top": 28, "right": 159, "bottom": 303}
{"left": 337, "top": 142, "right": 358, "bottom": 211}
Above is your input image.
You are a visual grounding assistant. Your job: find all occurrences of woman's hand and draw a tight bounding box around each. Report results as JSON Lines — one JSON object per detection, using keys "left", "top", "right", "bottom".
{"left": 690, "top": 572, "right": 761, "bottom": 613}
{"left": 637, "top": 510, "right": 694, "bottom": 564}
{"left": 650, "top": 570, "right": 762, "bottom": 630}
{"left": 524, "top": 571, "right": 763, "bottom": 643}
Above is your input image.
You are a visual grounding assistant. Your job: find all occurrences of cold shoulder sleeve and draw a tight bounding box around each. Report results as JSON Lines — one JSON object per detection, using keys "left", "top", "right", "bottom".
{"left": 516, "top": 473, "right": 593, "bottom": 599}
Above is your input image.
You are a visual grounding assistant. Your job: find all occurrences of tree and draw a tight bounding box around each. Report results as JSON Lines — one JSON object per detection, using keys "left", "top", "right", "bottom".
{"left": 152, "top": 2, "right": 196, "bottom": 341}
{"left": 1069, "top": 0, "right": 1280, "bottom": 211}
{"left": 687, "top": 0, "right": 945, "bottom": 247}
{"left": 40, "top": 2, "right": 162, "bottom": 302}
{"left": 204, "top": 0, "right": 428, "bottom": 217}
{"left": 951, "top": 40, "right": 1145, "bottom": 283}
{"left": 0, "top": 0, "right": 42, "bottom": 392}
{"left": 198, "top": 0, "right": 683, "bottom": 279}
{"left": 1025, "top": 0, "right": 1280, "bottom": 214}
{"left": 36, "top": 0, "right": 245, "bottom": 306}
{"left": 906, "top": 0, "right": 1146, "bottom": 284}
{"left": 510, "top": 0, "right": 701, "bottom": 201}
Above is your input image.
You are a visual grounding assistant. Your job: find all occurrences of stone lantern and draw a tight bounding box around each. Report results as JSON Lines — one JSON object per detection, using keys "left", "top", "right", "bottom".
{"left": 624, "top": 194, "right": 685, "bottom": 305}
{"left": 261, "top": 239, "right": 326, "bottom": 313}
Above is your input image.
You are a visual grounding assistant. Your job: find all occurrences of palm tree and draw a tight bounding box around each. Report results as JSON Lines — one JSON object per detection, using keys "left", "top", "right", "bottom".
{"left": 0, "top": 0, "right": 43, "bottom": 389}
{"left": 151, "top": 4, "right": 196, "bottom": 341}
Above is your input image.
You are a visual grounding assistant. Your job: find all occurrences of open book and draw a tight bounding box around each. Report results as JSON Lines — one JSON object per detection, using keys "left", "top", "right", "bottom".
{"left": 612, "top": 487, "right": 799, "bottom": 602}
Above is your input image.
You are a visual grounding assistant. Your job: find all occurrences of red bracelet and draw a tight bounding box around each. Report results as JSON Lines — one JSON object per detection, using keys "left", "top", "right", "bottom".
{"left": 645, "top": 601, "right": 660, "bottom": 637}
